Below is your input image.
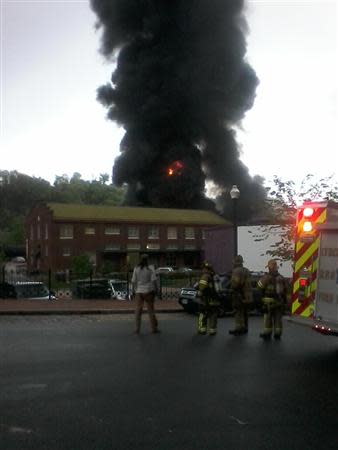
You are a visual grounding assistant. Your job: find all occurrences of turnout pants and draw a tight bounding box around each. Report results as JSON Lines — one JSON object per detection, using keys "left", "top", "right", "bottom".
{"left": 261, "top": 298, "right": 283, "bottom": 337}
{"left": 135, "top": 292, "right": 158, "bottom": 333}
{"left": 197, "top": 302, "right": 219, "bottom": 335}
{"left": 232, "top": 296, "right": 249, "bottom": 332}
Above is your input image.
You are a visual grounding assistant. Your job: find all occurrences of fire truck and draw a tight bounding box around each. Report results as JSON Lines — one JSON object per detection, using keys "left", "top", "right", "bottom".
{"left": 291, "top": 201, "right": 338, "bottom": 336}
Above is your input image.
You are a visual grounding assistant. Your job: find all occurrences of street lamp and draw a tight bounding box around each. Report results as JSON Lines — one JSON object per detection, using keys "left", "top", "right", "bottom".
{"left": 230, "top": 185, "right": 240, "bottom": 258}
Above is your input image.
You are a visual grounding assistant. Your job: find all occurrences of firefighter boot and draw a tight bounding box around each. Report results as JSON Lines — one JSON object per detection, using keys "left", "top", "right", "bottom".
{"left": 229, "top": 329, "right": 246, "bottom": 336}
{"left": 197, "top": 313, "right": 207, "bottom": 335}
{"left": 259, "top": 332, "right": 272, "bottom": 340}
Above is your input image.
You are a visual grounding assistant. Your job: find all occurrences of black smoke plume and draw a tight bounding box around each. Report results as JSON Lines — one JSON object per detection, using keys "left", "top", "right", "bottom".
{"left": 90, "top": 0, "right": 265, "bottom": 216}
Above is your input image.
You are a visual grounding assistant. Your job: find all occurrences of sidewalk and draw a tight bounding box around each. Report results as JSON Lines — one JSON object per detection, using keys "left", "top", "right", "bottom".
{"left": 0, "top": 298, "right": 183, "bottom": 315}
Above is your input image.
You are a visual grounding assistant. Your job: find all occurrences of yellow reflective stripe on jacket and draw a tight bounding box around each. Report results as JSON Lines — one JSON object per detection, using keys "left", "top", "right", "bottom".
{"left": 258, "top": 280, "right": 264, "bottom": 289}
{"left": 262, "top": 297, "right": 275, "bottom": 305}
{"left": 199, "top": 279, "right": 208, "bottom": 290}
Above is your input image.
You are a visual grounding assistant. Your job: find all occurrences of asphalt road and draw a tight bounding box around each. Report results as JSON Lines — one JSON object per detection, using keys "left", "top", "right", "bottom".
{"left": 0, "top": 314, "right": 337, "bottom": 450}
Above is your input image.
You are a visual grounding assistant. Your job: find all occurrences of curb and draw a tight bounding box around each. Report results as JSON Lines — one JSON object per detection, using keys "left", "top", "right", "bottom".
{"left": 286, "top": 316, "right": 313, "bottom": 328}
{"left": 0, "top": 308, "right": 184, "bottom": 316}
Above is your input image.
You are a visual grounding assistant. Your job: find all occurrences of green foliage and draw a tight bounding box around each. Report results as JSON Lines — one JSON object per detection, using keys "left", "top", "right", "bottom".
{"left": 71, "top": 254, "right": 93, "bottom": 278}
{"left": 0, "top": 170, "right": 126, "bottom": 249}
{"left": 257, "top": 175, "right": 338, "bottom": 262}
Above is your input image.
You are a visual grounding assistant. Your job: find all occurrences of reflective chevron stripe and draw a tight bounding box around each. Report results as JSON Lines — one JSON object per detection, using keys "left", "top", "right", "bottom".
{"left": 291, "top": 206, "right": 327, "bottom": 318}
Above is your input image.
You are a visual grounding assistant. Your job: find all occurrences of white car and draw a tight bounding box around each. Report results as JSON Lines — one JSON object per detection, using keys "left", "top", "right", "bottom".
{"left": 155, "top": 267, "right": 175, "bottom": 275}
{"left": 13, "top": 281, "right": 56, "bottom": 300}
{"left": 108, "top": 279, "right": 131, "bottom": 300}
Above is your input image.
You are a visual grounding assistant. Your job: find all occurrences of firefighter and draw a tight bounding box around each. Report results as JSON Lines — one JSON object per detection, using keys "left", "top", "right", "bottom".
{"left": 197, "top": 261, "right": 220, "bottom": 335}
{"left": 258, "top": 259, "right": 288, "bottom": 340}
{"left": 228, "top": 255, "right": 252, "bottom": 336}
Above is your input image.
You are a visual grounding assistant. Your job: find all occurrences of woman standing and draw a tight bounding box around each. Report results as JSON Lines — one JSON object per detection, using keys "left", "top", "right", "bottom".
{"left": 131, "top": 254, "right": 160, "bottom": 334}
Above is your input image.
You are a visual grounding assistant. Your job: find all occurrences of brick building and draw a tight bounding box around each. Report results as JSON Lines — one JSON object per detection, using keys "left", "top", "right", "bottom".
{"left": 25, "top": 203, "right": 230, "bottom": 273}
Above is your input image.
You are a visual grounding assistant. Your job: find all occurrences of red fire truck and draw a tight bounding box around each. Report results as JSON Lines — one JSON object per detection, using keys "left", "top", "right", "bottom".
{"left": 291, "top": 201, "right": 338, "bottom": 335}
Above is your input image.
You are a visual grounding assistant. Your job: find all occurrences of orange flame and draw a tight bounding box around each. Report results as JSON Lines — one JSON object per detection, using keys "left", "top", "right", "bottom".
{"left": 167, "top": 160, "right": 184, "bottom": 177}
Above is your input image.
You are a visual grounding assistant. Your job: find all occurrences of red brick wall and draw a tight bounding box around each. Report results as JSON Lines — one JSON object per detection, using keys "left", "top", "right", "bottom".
{"left": 25, "top": 205, "right": 220, "bottom": 272}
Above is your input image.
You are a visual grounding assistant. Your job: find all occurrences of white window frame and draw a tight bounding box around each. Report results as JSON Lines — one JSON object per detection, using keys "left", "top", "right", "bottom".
{"left": 167, "top": 227, "right": 177, "bottom": 240}
{"left": 127, "top": 243, "right": 141, "bottom": 250}
{"left": 60, "top": 225, "right": 74, "bottom": 240}
{"left": 105, "top": 244, "right": 121, "bottom": 251}
{"left": 84, "top": 226, "right": 96, "bottom": 235}
{"left": 167, "top": 244, "right": 178, "bottom": 250}
{"left": 148, "top": 226, "right": 159, "bottom": 239}
{"left": 62, "top": 247, "right": 71, "bottom": 257}
{"left": 128, "top": 227, "right": 139, "bottom": 239}
{"left": 146, "top": 243, "right": 160, "bottom": 250}
{"left": 184, "top": 227, "right": 195, "bottom": 240}
{"left": 105, "top": 226, "right": 120, "bottom": 235}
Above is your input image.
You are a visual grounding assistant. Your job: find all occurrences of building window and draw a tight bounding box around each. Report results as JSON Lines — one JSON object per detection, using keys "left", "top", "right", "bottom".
{"left": 105, "top": 226, "right": 120, "bottom": 235}
{"left": 37, "top": 224, "right": 41, "bottom": 240}
{"left": 184, "top": 227, "right": 195, "bottom": 240}
{"left": 167, "top": 227, "right": 177, "bottom": 240}
{"left": 146, "top": 243, "right": 160, "bottom": 250}
{"left": 62, "top": 247, "right": 71, "bottom": 257}
{"left": 85, "top": 226, "right": 95, "bottom": 235}
{"left": 45, "top": 224, "right": 48, "bottom": 240}
{"left": 45, "top": 246, "right": 48, "bottom": 257}
{"left": 167, "top": 244, "right": 178, "bottom": 250}
{"left": 166, "top": 254, "right": 176, "bottom": 266}
{"left": 30, "top": 224, "right": 34, "bottom": 240}
{"left": 184, "top": 244, "right": 196, "bottom": 250}
{"left": 127, "top": 243, "right": 141, "bottom": 250}
{"left": 105, "top": 244, "right": 121, "bottom": 251}
{"left": 201, "top": 229, "right": 206, "bottom": 240}
{"left": 148, "top": 226, "right": 159, "bottom": 239}
{"left": 60, "top": 225, "right": 73, "bottom": 239}
{"left": 128, "top": 227, "right": 139, "bottom": 239}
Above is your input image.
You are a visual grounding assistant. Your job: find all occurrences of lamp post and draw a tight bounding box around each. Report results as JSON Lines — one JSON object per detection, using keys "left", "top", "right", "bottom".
{"left": 230, "top": 185, "right": 240, "bottom": 258}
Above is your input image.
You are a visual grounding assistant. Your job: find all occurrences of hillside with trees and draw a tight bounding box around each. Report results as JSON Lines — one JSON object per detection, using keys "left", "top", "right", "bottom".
{"left": 0, "top": 171, "right": 125, "bottom": 255}
{"left": 1, "top": 170, "right": 337, "bottom": 265}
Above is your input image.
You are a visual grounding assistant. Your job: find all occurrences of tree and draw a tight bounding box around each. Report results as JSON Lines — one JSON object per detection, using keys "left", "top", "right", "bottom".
{"left": 256, "top": 175, "right": 338, "bottom": 262}
{"left": 0, "top": 170, "right": 127, "bottom": 251}
{"left": 71, "top": 254, "right": 93, "bottom": 278}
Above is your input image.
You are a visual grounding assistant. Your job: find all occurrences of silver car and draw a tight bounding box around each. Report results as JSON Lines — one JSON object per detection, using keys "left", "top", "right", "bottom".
{"left": 14, "top": 282, "right": 56, "bottom": 300}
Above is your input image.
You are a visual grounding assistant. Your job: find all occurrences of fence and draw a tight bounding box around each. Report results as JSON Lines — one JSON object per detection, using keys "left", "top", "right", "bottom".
{"left": 0, "top": 267, "right": 201, "bottom": 300}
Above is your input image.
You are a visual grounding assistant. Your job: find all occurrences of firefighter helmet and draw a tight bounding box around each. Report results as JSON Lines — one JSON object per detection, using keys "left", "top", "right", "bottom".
{"left": 202, "top": 261, "right": 213, "bottom": 271}
{"left": 267, "top": 259, "right": 278, "bottom": 271}
{"left": 233, "top": 255, "right": 244, "bottom": 265}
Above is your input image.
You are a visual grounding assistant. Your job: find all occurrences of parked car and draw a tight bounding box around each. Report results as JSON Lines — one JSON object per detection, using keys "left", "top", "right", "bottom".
{"left": 13, "top": 281, "right": 56, "bottom": 300}
{"left": 71, "top": 278, "right": 131, "bottom": 300}
{"left": 71, "top": 278, "right": 112, "bottom": 299}
{"left": 178, "top": 274, "right": 232, "bottom": 317}
{"left": 176, "top": 267, "right": 193, "bottom": 273}
{"left": 178, "top": 272, "right": 264, "bottom": 317}
{"left": 108, "top": 279, "right": 131, "bottom": 300}
{"left": 155, "top": 267, "right": 175, "bottom": 275}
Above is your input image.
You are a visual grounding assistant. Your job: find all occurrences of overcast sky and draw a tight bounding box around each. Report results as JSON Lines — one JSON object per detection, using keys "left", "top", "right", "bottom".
{"left": 1, "top": 0, "right": 337, "bottom": 188}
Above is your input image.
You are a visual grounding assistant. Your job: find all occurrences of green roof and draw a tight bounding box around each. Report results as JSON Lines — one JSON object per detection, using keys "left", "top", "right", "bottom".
{"left": 46, "top": 203, "right": 229, "bottom": 226}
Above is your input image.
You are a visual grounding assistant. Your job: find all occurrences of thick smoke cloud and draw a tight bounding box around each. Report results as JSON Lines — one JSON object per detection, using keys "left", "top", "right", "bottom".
{"left": 91, "top": 0, "right": 264, "bottom": 215}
